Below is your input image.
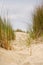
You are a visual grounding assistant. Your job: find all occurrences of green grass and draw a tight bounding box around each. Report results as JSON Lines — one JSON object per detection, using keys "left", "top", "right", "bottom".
{"left": 0, "top": 17, "right": 15, "bottom": 49}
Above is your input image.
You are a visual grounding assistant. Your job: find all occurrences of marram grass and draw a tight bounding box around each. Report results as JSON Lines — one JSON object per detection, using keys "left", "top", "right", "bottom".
{"left": 0, "top": 17, "right": 15, "bottom": 50}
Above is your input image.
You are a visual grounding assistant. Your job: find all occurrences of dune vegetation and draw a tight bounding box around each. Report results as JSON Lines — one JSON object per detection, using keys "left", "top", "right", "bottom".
{"left": 26, "top": 5, "right": 43, "bottom": 47}
{"left": 0, "top": 17, "right": 15, "bottom": 50}
{"left": 28, "top": 5, "right": 43, "bottom": 39}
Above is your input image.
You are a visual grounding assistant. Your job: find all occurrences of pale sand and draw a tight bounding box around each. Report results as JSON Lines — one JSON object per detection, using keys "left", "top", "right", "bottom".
{"left": 0, "top": 32, "right": 43, "bottom": 65}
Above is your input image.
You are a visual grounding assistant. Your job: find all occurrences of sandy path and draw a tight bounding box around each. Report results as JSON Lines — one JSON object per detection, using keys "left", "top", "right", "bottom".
{"left": 0, "top": 32, "right": 43, "bottom": 65}
{"left": 0, "top": 43, "right": 43, "bottom": 65}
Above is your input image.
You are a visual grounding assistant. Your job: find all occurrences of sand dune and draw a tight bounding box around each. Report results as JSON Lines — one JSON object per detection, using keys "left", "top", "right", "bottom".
{"left": 0, "top": 32, "right": 43, "bottom": 65}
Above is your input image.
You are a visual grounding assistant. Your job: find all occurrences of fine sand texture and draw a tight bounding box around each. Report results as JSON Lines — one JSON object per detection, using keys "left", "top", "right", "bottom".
{"left": 0, "top": 32, "right": 43, "bottom": 65}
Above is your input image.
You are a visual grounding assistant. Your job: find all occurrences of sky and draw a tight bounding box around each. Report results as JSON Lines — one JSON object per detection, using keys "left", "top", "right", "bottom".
{"left": 0, "top": 0, "right": 43, "bottom": 31}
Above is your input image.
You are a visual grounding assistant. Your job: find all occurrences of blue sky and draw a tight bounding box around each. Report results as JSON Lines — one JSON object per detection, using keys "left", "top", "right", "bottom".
{"left": 0, "top": 0, "right": 43, "bottom": 31}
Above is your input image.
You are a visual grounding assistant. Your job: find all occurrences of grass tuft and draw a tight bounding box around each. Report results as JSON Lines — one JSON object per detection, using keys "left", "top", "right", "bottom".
{"left": 0, "top": 17, "right": 15, "bottom": 50}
